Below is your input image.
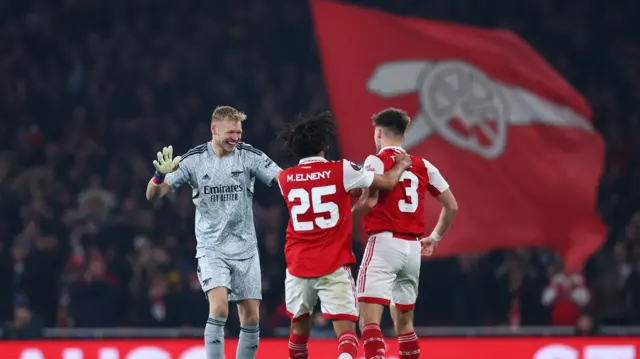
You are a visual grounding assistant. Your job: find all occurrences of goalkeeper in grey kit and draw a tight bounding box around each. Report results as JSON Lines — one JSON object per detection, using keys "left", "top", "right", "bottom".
{"left": 145, "top": 106, "right": 282, "bottom": 359}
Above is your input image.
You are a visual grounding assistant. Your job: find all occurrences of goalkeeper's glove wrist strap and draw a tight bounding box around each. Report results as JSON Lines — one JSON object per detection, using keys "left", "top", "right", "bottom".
{"left": 152, "top": 171, "right": 165, "bottom": 184}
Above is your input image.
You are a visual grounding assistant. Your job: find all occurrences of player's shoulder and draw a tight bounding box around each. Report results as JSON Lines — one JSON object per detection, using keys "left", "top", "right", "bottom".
{"left": 340, "top": 158, "right": 363, "bottom": 171}
{"left": 180, "top": 142, "right": 209, "bottom": 164}
{"left": 363, "top": 152, "right": 384, "bottom": 163}
{"left": 289, "top": 159, "right": 343, "bottom": 171}
{"left": 374, "top": 149, "right": 400, "bottom": 163}
{"left": 236, "top": 142, "right": 264, "bottom": 158}
{"left": 410, "top": 154, "right": 429, "bottom": 167}
{"left": 364, "top": 152, "right": 390, "bottom": 168}
{"left": 414, "top": 155, "right": 438, "bottom": 171}
{"left": 374, "top": 150, "right": 391, "bottom": 159}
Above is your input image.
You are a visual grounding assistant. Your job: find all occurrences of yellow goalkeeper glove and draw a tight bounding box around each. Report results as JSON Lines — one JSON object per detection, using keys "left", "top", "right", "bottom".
{"left": 152, "top": 146, "right": 181, "bottom": 183}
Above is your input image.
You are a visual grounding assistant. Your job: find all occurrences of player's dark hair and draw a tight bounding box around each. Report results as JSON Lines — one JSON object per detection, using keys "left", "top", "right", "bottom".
{"left": 278, "top": 111, "right": 336, "bottom": 158}
{"left": 372, "top": 107, "right": 411, "bottom": 136}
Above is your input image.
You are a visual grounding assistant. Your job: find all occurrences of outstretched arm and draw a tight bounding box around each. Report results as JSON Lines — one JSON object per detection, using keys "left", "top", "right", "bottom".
{"left": 369, "top": 152, "right": 411, "bottom": 190}
{"left": 249, "top": 147, "right": 283, "bottom": 187}
{"left": 350, "top": 154, "right": 406, "bottom": 218}
{"left": 146, "top": 181, "right": 172, "bottom": 201}
{"left": 145, "top": 145, "right": 189, "bottom": 201}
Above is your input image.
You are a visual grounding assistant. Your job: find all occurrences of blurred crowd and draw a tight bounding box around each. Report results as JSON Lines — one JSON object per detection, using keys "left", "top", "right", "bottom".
{"left": 0, "top": 0, "right": 638, "bottom": 339}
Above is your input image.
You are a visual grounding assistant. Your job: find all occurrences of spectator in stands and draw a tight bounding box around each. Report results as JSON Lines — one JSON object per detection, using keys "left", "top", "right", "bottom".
{"left": 541, "top": 263, "right": 591, "bottom": 326}
{"left": 592, "top": 248, "right": 632, "bottom": 325}
{"left": 622, "top": 244, "right": 640, "bottom": 324}
{"left": 68, "top": 248, "right": 118, "bottom": 327}
{"left": 574, "top": 312, "right": 601, "bottom": 336}
{"left": 2, "top": 295, "right": 43, "bottom": 339}
{"left": 489, "top": 251, "right": 548, "bottom": 326}
{"left": 451, "top": 254, "right": 486, "bottom": 326}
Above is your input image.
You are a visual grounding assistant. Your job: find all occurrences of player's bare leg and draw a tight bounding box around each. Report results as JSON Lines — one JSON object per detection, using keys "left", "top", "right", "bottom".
{"left": 333, "top": 320, "right": 359, "bottom": 359}
{"left": 359, "top": 302, "right": 386, "bottom": 359}
{"left": 205, "top": 287, "right": 229, "bottom": 359}
{"left": 236, "top": 299, "right": 261, "bottom": 359}
{"left": 390, "top": 306, "right": 420, "bottom": 359}
{"left": 288, "top": 315, "right": 312, "bottom": 359}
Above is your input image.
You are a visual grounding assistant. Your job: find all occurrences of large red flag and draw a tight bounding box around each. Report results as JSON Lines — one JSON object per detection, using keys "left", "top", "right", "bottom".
{"left": 311, "top": 0, "right": 606, "bottom": 272}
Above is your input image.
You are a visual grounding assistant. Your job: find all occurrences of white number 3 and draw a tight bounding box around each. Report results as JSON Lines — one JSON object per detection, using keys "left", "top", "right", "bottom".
{"left": 288, "top": 185, "right": 339, "bottom": 231}
{"left": 398, "top": 171, "right": 419, "bottom": 213}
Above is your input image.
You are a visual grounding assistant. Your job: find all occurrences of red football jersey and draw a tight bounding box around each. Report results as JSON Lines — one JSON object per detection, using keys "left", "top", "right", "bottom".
{"left": 279, "top": 157, "right": 375, "bottom": 277}
{"left": 363, "top": 147, "right": 450, "bottom": 239}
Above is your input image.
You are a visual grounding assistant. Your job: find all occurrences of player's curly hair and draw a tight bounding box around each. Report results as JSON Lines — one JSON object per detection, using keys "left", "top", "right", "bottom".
{"left": 278, "top": 111, "right": 336, "bottom": 158}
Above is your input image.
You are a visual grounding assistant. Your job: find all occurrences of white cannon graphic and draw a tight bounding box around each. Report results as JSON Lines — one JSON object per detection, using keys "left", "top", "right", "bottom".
{"left": 367, "top": 60, "right": 594, "bottom": 159}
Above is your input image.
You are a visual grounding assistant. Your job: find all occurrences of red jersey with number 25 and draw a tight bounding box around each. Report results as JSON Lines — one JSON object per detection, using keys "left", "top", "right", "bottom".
{"left": 363, "top": 147, "right": 450, "bottom": 239}
{"left": 278, "top": 157, "right": 375, "bottom": 277}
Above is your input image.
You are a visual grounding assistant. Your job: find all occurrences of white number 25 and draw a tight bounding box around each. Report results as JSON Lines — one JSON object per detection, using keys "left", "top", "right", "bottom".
{"left": 288, "top": 185, "right": 339, "bottom": 231}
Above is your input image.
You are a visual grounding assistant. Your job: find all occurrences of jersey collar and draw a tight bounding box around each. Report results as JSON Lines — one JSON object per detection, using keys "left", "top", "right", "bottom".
{"left": 379, "top": 146, "right": 405, "bottom": 154}
{"left": 207, "top": 141, "right": 236, "bottom": 157}
{"left": 299, "top": 156, "right": 328, "bottom": 164}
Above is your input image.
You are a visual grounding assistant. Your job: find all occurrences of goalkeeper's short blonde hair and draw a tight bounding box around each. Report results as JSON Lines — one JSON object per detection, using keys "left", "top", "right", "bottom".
{"left": 211, "top": 106, "right": 247, "bottom": 123}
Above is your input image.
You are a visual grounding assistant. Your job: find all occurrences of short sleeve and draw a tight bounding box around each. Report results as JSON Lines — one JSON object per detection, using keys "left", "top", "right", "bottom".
{"left": 251, "top": 151, "right": 282, "bottom": 186}
{"left": 276, "top": 171, "right": 285, "bottom": 196}
{"left": 342, "top": 160, "right": 375, "bottom": 192}
{"left": 165, "top": 158, "right": 193, "bottom": 191}
{"left": 423, "top": 159, "right": 449, "bottom": 196}
{"left": 363, "top": 155, "right": 385, "bottom": 174}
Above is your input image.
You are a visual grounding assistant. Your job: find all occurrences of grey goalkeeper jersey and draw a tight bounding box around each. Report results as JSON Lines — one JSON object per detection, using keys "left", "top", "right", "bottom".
{"left": 165, "top": 141, "right": 282, "bottom": 259}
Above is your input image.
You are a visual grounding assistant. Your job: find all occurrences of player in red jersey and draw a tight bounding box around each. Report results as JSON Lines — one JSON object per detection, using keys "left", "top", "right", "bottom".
{"left": 353, "top": 108, "right": 459, "bottom": 359}
{"left": 276, "top": 112, "right": 412, "bottom": 359}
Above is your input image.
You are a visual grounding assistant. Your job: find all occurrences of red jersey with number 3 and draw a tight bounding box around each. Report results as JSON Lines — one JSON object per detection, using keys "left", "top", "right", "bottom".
{"left": 363, "top": 147, "right": 450, "bottom": 239}
{"left": 278, "top": 157, "right": 375, "bottom": 277}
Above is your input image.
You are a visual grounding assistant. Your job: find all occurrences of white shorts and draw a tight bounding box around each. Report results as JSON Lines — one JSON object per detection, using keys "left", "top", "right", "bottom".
{"left": 285, "top": 266, "right": 358, "bottom": 322}
{"left": 357, "top": 232, "right": 421, "bottom": 310}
